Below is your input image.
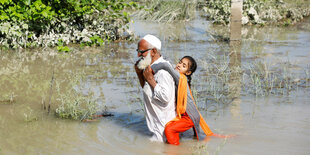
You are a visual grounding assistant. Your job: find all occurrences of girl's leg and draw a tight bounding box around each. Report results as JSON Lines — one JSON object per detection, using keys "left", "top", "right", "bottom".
{"left": 165, "top": 114, "right": 194, "bottom": 145}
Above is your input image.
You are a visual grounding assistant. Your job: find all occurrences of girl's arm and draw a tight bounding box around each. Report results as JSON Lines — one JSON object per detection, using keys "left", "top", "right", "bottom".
{"left": 151, "top": 62, "right": 181, "bottom": 85}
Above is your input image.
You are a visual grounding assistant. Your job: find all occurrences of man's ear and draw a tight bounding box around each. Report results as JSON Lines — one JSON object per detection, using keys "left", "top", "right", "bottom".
{"left": 185, "top": 71, "right": 192, "bottom": 76}
{"left": 151, "top": 48, "right": 156, "bottom": 57}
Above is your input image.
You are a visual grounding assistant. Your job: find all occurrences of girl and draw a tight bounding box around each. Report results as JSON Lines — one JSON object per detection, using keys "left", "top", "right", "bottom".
{"left": 175, "top": 56, "right": 197, "bottom": 88}
{"left": 151, "top": 56, "right": 214, "bottom": 145}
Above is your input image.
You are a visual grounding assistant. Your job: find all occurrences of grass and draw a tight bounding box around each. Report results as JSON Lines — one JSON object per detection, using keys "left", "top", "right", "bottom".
{"left": 191, "top": 143, "right": 209, "bottom": 155}
{"left": 0, "top": 92, "right": 16, "bottom": 104}
{"left": 0, "top": 49, "right": 105, "bottom": 121}
{"left": 55, "top": 72, "right": 102, "bottom": 121}
{"left": 194, "top": 52, "right": 310, "bottom": 106}
{"left": 133, "top": 0, "right": 197, "bottom": 23}
{"left": 244, "top": 60, "right": 297, "bottom": 96}
{"left": 190, "top": 136, "right": 228, "bottom": 155}
{"left": 23, "top": 107, "right": 38, "bottom": 122}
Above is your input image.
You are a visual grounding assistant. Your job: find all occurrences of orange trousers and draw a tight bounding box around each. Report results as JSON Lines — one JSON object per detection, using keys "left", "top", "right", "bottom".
{"left": 164, "top": 113, "right": 195, "bottom": 145}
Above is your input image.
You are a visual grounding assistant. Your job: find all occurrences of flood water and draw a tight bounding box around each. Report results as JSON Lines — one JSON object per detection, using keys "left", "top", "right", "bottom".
{"left": 0, "top": 16, "right": 310, "bottom": 154}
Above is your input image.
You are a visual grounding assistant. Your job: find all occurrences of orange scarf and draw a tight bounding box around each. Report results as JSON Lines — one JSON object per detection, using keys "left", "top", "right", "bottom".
{"left": 168, "top": 74, "right": 214, "bottom": 136}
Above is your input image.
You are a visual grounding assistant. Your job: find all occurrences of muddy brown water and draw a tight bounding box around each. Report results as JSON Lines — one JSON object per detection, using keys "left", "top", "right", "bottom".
{"left": 1, "top": 17, "right": 310, "bottom": 154}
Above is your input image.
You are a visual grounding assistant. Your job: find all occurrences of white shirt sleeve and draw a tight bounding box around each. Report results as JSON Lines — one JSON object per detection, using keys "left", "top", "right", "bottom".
{"left": 153, "top": 70, "right": 175, "bottom": 105}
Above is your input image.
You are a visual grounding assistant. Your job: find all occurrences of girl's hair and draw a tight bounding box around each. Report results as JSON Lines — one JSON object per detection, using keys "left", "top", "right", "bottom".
{"left": 181, "top": 56, "right": 197, "bottom": 88}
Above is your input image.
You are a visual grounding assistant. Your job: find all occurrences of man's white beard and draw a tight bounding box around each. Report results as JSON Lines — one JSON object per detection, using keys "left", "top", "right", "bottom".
{"left": 137, "top": 52, "right": 152, "bottom": 70}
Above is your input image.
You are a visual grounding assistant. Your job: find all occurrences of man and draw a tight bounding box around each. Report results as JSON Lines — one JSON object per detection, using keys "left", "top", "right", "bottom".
{"left": 134, "top": 34, "right": 176, "bottom": 142}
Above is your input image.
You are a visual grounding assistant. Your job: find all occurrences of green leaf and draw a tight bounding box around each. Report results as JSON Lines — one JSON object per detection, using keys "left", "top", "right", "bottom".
{"left": 62, "top": 46, "right": 70, "bottom": 52}
{"left": 42, "top": 10, "right": 48, "bottom": 17}
{"left": 0, "top": 13, "right": 9, "bottom": 20}
{"left": 123, "top": 11, "right": 128, "bottom": 17}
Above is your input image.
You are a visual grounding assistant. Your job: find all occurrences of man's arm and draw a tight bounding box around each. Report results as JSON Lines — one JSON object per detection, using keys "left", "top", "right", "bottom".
{"left": 144, "top": 66, "right": 174, "bottom": 104}
{"left": 143, "top": 66, "right": 156, "bottom": 89}
{"left": 151, "top": 62, "right": 180, "bottom": 85}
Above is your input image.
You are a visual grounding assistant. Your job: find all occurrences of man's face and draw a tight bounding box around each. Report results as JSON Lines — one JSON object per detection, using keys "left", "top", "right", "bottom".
{"left": 137, "top": 51, "right": 152, "bottom": 70}
{"left": 137, "top": 40, "right": 153, "bottom": 70}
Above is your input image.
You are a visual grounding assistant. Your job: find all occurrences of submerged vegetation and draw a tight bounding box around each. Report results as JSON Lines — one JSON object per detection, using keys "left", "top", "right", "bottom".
{"left": 0, "top": 45, "right": 309, "bottom": 122}
{"left": 0, "top": 0, "right": 138, "bottom": 49}
{"left": 23, "top": 106, "right": 38, "bottom": 122}
{"left": 0, "top": 49, "right": 110, "bottom": 121}
{"left": 0, "top": 45, "right": 134, "bottom": 121}
{"left": 195, "top": 53, "right": 310, "bottom": 105}
{"left": 0, "top": 93, "right": 15, "bottom": 104}
{"left": 55, "top": 72, "right": 101, "bottom": 120}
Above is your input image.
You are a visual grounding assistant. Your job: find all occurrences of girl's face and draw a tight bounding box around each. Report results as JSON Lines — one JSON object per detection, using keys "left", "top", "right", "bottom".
{"left": 175, "top": 58, "right": 192, "bottom": 75}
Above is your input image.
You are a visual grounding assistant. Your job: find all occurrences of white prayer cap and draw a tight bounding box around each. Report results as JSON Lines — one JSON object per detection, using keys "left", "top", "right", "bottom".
{"left": 142, "top": 34, "right": 161, "bottom": 50}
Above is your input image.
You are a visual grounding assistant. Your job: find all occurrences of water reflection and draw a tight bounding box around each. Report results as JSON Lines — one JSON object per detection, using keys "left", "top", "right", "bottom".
{"left": 229, "top": 0, "right": 243, "bottom": 117}
{"left": 229, "top": 41, "right": 242, "bottom": 117}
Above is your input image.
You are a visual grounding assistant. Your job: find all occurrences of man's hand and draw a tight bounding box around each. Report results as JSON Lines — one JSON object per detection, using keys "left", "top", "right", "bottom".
{"left": 143, "top": 66, "right": 156, "bottom": 89}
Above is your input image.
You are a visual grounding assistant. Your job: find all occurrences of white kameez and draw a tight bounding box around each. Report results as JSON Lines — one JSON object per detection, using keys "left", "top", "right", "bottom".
{"left": 142, "top": 57, "right": 177, "bottom": 142}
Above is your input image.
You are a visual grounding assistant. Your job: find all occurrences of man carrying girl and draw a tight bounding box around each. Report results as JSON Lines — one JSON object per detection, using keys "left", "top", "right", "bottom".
{"left": 135, "top": 34, "right": 226, "bottom": 145}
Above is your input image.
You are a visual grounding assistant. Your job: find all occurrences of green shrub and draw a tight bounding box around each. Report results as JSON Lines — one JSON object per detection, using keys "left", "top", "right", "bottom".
{"left": 56, "top": 39, "right": 71, "bottom": 52}
{"left": 0, "top": 0, "right": 139, "bottom": 49}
